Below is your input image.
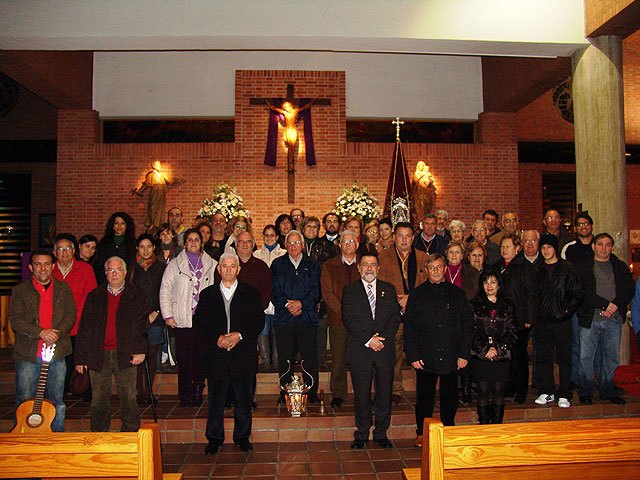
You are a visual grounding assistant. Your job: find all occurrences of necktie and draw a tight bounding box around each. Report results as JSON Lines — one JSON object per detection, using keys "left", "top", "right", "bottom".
{"left": 367, "top": 283, "right": 375, "bottom": 319}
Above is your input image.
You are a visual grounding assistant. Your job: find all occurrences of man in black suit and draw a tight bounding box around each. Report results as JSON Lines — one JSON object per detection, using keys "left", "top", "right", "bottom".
{"left": 342, "top": 253, "right": 401, "bottom": 449}
{"left": 193, "top": 252, "right": 264, "bottom": 455}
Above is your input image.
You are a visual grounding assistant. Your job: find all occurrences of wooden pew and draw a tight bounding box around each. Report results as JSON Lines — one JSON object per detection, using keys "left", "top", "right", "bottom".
{"left": 0, "top": 423, "right": 182, "bottom": 480}
{"left": 403, "top": 417, "right": 640, "bottom": 480}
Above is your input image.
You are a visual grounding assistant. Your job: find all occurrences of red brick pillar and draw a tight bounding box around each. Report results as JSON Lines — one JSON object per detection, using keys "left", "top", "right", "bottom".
{"left": 56, "top": 109, "right": 99, "bottom": 234}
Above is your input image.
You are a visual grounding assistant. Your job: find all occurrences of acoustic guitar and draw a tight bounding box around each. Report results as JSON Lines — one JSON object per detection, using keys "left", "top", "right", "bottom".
{"left": 12, "top": 343, "right": 57, "bottom": 433}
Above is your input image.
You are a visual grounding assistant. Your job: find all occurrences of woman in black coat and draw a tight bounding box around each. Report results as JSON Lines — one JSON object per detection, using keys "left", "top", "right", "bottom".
{"left": 470, "top": 270, "right": 517, "bottom": 424}
{"left": 494, "top": 233, "right": 538, "bottom": 404}
{"left": 95, "top": 212, "right": 137, "bottom": 284}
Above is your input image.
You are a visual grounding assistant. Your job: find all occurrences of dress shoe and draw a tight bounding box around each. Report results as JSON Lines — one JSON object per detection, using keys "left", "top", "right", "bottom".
{"left": 350, "top": 439, "right": 366, "bottom": 449}
{"left": 579, "top": 395, "right": 592, "bottom": 404}
{"left": 235, "top": 438, "right": 253, "bottom": 452}
{"left": 609, "top": 396, "right": 626, "bottom": 405}
{"left": 330, "top": 397, "right": 343, "bottom": 408}
{"left": 514, "top": 395, "right": 526, "bottom": 405}
{"left": 308, "top": 394, "right": 320, "bottom": 403}
{"left": 392, "top": 394, "right": 402, "bottom": 405}
{"left": 376, "top": 438, "right": 393, "bottom": 449}
{"left": 414, "top": 436, "right": 423, "bottom": 448}
{"left": 204, "top": 441, "right": 222, "bottom": 455}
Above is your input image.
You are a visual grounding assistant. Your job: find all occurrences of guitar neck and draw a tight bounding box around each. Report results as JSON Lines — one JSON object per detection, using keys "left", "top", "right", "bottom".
{"left": 32, "top": 362, "right": 50, "bottom": 415}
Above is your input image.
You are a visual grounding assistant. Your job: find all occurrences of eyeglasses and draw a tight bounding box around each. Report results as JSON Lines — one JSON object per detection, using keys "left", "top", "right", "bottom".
{"left": 287, "top": 240, "right": 302, "bottom": 246}
{"left": 577, "top": 222, "right": 591, "bottom": 227}
{"left": 427, "top": 265, "right": 445, "bottom": 271}
{"left": 55, "top": 246, "right": 73, "bottom": 252}
{"left": 341, "top": 239, "right": 356, "bottom": 245}
{"left": 235, "top": 224, "right": 247, "bottom": 230}
{"left": 523, "top": 239, "right": 538, "bottom": 244}
{"left": 503, "top": 218, "right": 517, "bottom": 223}
{"left": 106, "top": 268, "right": 125, "bottom": 274}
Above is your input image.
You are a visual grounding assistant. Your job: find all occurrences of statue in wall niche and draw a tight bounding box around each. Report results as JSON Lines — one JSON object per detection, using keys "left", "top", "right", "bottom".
{"left": 132, "top": 161, "right": 177, "bottom": 233}
{"left": 411, "top": 161, "right": 437, "bottom": 221}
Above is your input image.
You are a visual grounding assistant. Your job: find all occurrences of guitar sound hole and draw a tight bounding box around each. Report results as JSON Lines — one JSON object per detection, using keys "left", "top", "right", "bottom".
{"left": 27, "top": 413, "right": 43, "bottom": 428}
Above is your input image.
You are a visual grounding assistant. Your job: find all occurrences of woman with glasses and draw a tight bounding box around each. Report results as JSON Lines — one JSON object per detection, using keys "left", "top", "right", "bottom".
{"left": 224, "top": 216, "right": 252, "bottom": 254}
{"left": 448, "top": 220, "right": 466, "bottom": 243}
{"left": 160, "top": 229, "right": 217, "bottom": 407}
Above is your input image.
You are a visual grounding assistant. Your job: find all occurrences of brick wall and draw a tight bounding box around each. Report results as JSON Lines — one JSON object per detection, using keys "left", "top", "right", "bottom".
{"left": 56, "top": 70, "right": 521, "bottom": 240}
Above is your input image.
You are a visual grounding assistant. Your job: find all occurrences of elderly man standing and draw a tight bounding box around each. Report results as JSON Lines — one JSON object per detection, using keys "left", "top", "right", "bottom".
{"left": 194, "top": 253, "right": 264, "bottom": 454}
{"left": 75, "top": 256, "right": 149, "bottom": 432}
{"left": 435, "top": 210, "right": 451, "bottom": 240}
{"left": 378, "top": 221, "right": 428, "bottom": 404}
{"left": 522, "top": 230, "right": 542, "bottom": 266}
{"left": 405, "top": 253, "right": 473, "bottom": 442}
{"left": 271, "top": 230, "right": 321, "bottom": 403}
{"left": 469, "top": 220, "right": 500, "bottom": 266}
{"left": 321, "top": 229, "right": 360, "bottom": 407}
{"left": 10, "top": 249, "right": 76, "bottom": 432}
{"left": 51, "top": 233, "right": 97, "bottom": 394}
{"left": 490, "top": 212, "right": 520, "bottom": 245}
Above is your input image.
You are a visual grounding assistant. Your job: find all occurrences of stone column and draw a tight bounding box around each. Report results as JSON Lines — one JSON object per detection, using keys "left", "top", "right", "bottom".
{"left": 572, "top": 36, "right": 630, "bottom": 364}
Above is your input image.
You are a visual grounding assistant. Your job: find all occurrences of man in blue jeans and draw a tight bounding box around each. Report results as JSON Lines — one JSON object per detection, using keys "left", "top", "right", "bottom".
{"left": 9, "top": 249, "right": 76, "bottom": 432}
{"left": 575, "top": 233, "right": 634, "bottom": 405}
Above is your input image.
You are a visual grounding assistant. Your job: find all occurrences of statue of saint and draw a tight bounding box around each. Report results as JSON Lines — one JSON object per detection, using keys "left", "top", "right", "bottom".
{"left": 265, "top": 100, "right": 316, "bottom": 172}
{"left": 411, "top": 161, "right": 437, "bottom": 221}
{"left": 132, "top": 161, "right": 175, "bottom": 232}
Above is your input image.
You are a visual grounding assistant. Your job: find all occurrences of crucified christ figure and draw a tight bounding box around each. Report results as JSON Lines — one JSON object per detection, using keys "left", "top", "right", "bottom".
{"left": 265, "top": 99, "right": 316, "bottom": 173}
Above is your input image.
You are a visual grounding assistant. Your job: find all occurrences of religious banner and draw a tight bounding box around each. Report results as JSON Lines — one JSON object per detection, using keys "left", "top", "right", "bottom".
{"left": 383, "top": 118, "right": 417, "bottom": 227}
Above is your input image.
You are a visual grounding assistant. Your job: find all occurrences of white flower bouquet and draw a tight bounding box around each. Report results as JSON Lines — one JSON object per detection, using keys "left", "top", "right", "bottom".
{"left": 334, "top": 182, "right": 381, "bottom": 225}
{"left": 198, "top": 183, "right": 250, "bottom": 221}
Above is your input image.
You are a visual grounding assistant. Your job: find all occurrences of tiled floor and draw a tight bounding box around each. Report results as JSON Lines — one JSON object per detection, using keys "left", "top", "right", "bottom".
{"left": 161, "top": 438, "right": 420, "bottom": 479}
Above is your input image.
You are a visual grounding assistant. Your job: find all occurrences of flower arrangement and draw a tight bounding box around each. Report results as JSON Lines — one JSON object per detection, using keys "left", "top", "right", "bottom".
{"left": 334, "top": 182, "right": 381, "bottom": 225}
{"left": 198, "top": 183, "right": 250, "bottom": 220}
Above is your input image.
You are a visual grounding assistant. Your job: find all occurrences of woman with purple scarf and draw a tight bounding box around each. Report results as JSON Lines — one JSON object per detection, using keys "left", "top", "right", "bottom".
{"left": 160, "top": 229, "right": 217, "bottom": 407}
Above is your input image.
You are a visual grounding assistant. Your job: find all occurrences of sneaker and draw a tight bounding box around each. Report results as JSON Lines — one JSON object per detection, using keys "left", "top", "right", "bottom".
{"left": 161, "top": 352, "right": 169, "bottom": 364}
{"left": 557, "top": 397, "right": 571, "bottom": 408}
{"left": 534, "top": 394, "right": 555, "bottom": 405}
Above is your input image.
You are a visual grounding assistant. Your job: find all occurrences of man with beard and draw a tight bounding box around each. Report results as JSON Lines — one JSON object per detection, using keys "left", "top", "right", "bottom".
{"left": 320, "top": 212, "right": 341, "bottom": 258}
{"left": 208, "top": 212, "right": 229, "bottom": 261}
{"left": 342, "top": 254, "right": 401, "bottom": 449}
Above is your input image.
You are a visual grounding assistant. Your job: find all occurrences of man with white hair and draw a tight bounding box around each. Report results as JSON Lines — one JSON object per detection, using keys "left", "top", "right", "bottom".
{"left": 271, "top": 230, "right": 321, "bottom": 404}
{"left": 75, "top": 256, "right": 149, "bottom": 432}
{"left": 194, "top": 253, "right": 264, "bottom": 454}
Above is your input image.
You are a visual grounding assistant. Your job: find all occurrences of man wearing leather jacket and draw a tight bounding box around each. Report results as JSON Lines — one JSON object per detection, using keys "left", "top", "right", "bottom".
{"left": 533, "top": 234, "right": 584, "bottom": 408}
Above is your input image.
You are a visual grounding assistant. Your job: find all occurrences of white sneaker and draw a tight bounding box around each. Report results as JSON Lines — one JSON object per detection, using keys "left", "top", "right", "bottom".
{"left": 534, "top": 394, "right": 555, "bottom": 405}
{"left": 557, "top": 398, "right": 571, "bottom": 408}
{"left": 161, "top": 352, "right": 168, "bottom": 364}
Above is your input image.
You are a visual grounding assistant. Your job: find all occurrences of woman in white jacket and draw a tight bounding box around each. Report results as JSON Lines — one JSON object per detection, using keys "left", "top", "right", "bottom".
{"left": 160, "top": 228, "right": 217, "bottom": 407}
{"left": 253, "top": 224, "right": 286, "bottom": 371}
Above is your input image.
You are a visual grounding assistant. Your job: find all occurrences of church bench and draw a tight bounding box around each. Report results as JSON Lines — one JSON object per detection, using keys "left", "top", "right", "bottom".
{"left": 0, "top": 423, "right": 182, "bottom": 480}
{"left": 402, "top": 417, "right": 640, "bottom": 480}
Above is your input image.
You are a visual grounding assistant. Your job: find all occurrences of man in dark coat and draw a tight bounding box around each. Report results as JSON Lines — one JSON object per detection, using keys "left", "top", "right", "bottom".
{"left": 534, "top": 234, "right": 584, "bottom": 408}
{"left": 271, "top": 230, "right": 321, "bottom": 402}
{"left": 575, "top": 233, "right": 634, "bottom": 405}
{"left": 75, "top": 256, "right": 149, "bottom": 432}
{"left": 194, "top": 252, "right": 263, "bottom": 454}
{"left": 342, "top": 253, "right": 401, "bottom": 449}
{"left": 404, "top": 253, "right": 473, "bottom": 445}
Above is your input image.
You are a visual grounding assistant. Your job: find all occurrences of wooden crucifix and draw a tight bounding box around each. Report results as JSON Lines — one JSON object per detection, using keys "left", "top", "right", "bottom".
{"left": 250, "top": 84, "right": 331, "bottom": 203}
